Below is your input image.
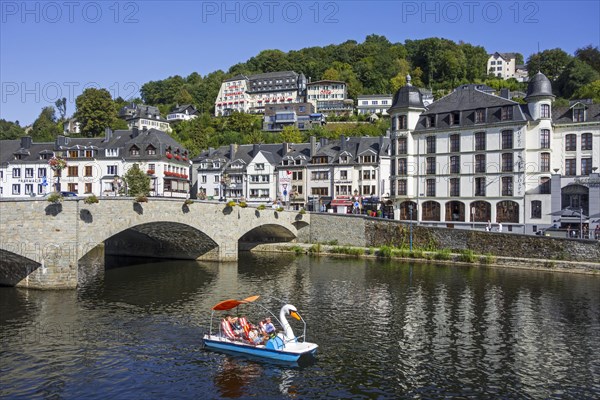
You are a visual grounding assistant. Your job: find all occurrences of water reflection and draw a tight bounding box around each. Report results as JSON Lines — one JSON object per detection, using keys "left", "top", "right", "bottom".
{"left": 1, "top": 255, "right": 599, "bottom": 399}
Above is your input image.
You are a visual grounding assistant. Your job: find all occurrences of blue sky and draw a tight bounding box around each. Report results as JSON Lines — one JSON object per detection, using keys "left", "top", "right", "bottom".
{"left": 1, "top": 0, "right": 599, "bottom": 125}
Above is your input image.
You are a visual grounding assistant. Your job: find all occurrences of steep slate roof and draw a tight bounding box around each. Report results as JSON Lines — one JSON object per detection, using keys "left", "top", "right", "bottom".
{"left": 307, "top": 80, "right": 345, "bottom": 85}
{"left": 170, "top": 104, "right": 198, "bottom": 114}
{"left": 224, "top": 74, "right": 248, "bottom": 82}
{"left": 525, "top": 72, "right": 554, "bottom": 99}
{"left": 424, "top": 86, "right": 516, "bottom": 114}
{"left": 388, "top": 84, "right": 425, "bottom": 112}
{"left": 1, "top": 129, "right": 189, "bottom": 167}
{"left": 489, "top": 52, "right": 517, "bottom": 60}
{"left": 552, "top": 104, "right": 600, "bottom": 124}
{"left": 415, "top": 86, "right": 527, "bottom": 131}
{"left": 249, "top": 71, "right": 299, "bottom": 80}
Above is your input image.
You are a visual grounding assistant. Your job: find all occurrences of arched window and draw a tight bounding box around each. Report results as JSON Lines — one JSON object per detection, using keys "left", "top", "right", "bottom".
{"left": 399, "top": 201, "right": 417, "bottom": 221}
{"left": 422, "top": 201, "right": 441, "bottom": 221}
{"left": 445, "top": 201, "right": 465, "bottom": 221}
{"left": 471, "top": 201, "right": 491, "bottom": 222}
{"left": 496, "top": 200, "right": 519, "bottom": 223}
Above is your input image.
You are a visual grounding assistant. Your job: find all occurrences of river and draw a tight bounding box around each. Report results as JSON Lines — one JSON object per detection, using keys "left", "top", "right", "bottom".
{"left": 1, "top": 253, "right": 599, "bottom": 399}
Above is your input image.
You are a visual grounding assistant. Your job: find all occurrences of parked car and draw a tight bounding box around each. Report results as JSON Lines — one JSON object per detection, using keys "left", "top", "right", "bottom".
{"left": 60, "top": 191, "right": 78, "bottom": 197}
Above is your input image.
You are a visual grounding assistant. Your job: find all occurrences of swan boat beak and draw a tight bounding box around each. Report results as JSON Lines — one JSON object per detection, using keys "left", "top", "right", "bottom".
{"left": 290, "top": 310, "right": 301, "bottom": 321}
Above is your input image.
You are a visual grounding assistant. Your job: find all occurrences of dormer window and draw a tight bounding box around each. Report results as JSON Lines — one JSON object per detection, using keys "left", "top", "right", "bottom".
{"left": 475, "top": 109, "right": 485, "bottom": 123}
{"left": 450, "top": 112, "right": 460, "bottom": 125}
{"left": 146, "top": 145, "right": 156, "bottom": 155}
{"left": 130, "top": 146, "right": 140, "bottom": 156}
{"left": 501, "top": 106, "right": 513, "bottom": 121}
{"left": 361, "top": 155, "right": 374, "bottom": 163}
{"left": 340, "top": 156, "right": 348, "bottom": 164}
{"left": 69, "top": 150, "right": 78, "bottom": 158}
{"left": 573, "top": 108, "right": 585, "bottom": 122}
{"left": 425, "top": 115, "right": 436, "bottom": 128}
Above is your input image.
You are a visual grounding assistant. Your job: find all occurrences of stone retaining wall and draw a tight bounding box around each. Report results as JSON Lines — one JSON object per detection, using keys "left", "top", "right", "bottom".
{"left": 308, "top": 214, "right": 600, "bottom": 263}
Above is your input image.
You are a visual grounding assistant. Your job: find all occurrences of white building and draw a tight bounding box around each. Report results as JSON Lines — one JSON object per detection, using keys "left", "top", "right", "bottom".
{"left": 167, "top": 104, "right": 199, "bottom": 124}
{"left": 306, "top": 80, "right": 353, "bottom": 115}
{"left": 192, "top": 136, "right": 391, "bottom": 213}
{"left": 214, "top": 71, "right": 307, "bottom": 116}
{"left": 119, "top": 103, "right": 171, "bottom": 133}
{"left": 388, "top": 73, "right": 600, "bottom": 235}
{"left": 487, "top": 52, "right": 526, "bottom": 80}
{"left": 357, "top": 95, "right": 393, "bottom": 115}
{"left": 0, "top": 128, "right": 191, "bottom": 199}
{"left": 214, "top": 75, "right": 252, "bottom": 116}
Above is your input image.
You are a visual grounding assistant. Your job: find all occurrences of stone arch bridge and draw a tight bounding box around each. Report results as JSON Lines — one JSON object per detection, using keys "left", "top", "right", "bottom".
{"left": 0, "top": 198, "right": 311, "bottom": 289}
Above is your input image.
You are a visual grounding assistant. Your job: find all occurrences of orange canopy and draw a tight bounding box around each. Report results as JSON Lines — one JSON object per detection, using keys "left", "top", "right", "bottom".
{"left": 211, "top": 295, "right": 260, "bottom": 311}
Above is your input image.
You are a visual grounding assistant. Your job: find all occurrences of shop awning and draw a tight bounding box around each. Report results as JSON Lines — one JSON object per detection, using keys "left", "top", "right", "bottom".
{"left": 331, "top": 199, "right": 352, "bottom": 207}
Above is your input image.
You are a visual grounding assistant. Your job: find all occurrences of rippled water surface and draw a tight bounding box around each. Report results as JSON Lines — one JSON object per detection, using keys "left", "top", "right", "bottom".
{"left": 1, "top": 254, "right": 599, "bottom": 399}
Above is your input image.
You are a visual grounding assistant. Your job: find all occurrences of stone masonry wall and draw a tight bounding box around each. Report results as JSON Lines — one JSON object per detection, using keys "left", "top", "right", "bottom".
{"left": 308, "top": 214, "right": 600, "bottom": 263}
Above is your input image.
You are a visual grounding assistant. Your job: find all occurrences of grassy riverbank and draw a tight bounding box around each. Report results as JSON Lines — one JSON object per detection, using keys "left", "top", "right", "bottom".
{"left": 251, "top": 243, "right": 600, "bottom": 275}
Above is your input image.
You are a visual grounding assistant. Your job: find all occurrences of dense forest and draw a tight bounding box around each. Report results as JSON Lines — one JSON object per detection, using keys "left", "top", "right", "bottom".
{"left": 2, "top": 35, "right": 599, "bottom": 157}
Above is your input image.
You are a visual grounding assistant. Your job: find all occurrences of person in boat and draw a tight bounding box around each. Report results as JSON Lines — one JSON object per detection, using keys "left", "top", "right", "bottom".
{"left": 260, "top": 317, "right": 276, "bottom": 338}
{"left": 222, "top": 314, "right": 243, "bottom": 340}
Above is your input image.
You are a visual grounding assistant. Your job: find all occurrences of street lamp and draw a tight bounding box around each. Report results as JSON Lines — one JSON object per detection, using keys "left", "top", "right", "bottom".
{"left": 408, "top": 203, "right": 413, "bottom": 251}
{"left": 471, "top": 207, "right": 475, "bottom": 230}
{"left": 580, "top": 207, "right": 583, "bottom": 239}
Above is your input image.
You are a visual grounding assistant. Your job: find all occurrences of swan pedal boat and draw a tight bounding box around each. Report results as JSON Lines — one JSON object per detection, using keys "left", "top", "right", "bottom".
{"left": 202, "top": 296, "right": 318, "bottom": 362}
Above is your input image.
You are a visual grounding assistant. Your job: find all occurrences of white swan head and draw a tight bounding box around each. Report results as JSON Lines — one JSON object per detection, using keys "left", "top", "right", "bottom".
{"left": 280, "top": 304, "right": 301, "bottom": 340}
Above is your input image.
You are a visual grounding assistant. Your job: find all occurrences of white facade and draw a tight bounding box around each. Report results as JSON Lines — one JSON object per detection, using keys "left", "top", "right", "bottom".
{"left": 128, "top": 117, "right": 171, "bottom": 133}
{"left": 357, "top": 95, "right": 393, "bottom": 115}
{"left": 215, "top": 78, "right": 251, "bottom": 116}
{"left": 1, "top": 131, "right": 191, "bottom": 199}
{"left": 306, "top": 80, "right": 351, "bottom": 114}
{"left": 487, "top": 52, "right": 518, "bottom": 80}
{"left": 387, "top": 74, "right": 600, "bottom": 235}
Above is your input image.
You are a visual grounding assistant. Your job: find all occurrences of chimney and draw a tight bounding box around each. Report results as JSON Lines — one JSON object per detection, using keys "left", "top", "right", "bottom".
{"left": 104, "top": 127, "right": 113, "bottom": 142}
{"left": 310, "top": 136, "right": 317, "bottom": 158}
{"left": 500, "top": 88, "right": 510, "bottom": 99}
{"left": 253, "top": 143, "right": 260, "bottom": 157}
{"left": 20, "top": 136, "right": 32, "bottom": 149}
{"left": 340, "top": 135, "right": 346, "bottom": 151}
{"left": 379, "top": 135, "right": 385, "bottom": 154}
{"left": 132, "top": 126, "right": 140, "bottom": 138}
{"left": 320, "top": 137, "right": 328, "bottom": 147}
{"left": 229, "top": 143, "right": 237, "bottom": 159}
{"left": 208, "top": 147, "right": 214, "bottom": 156}
{"left": 282, "top": 142, "right": 290, "bottom": 155}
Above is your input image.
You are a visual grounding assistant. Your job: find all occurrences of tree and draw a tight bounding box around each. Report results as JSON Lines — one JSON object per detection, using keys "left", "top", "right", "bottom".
{"left": 526, "top": 49, "right": 572, "bottom": 82}
{"left": 572, "top": 80, "right": 600, "bottom": 103}
{"left": 575, "top": 45, "right": 600, "bottom": 72}
{"left": 55, "top": 97, "right": 67, "bottom": 120}
{"left": 555, "top": 59, "right": 600, "bottom": 98}
{"left": 174, "top": 88, "right": 194, "bottom": 105}
{"left": 0, "top": 119, "right": 25, "bottom": 140}
{"left": 123, "top": 163, "right": 150, "bottom": 198}
{"left": 75, "top": 88, "right": 116, "bottom": 137}
{"left": 30, "top": 107, "right": 61, "bottom": 141}
{"left": 279, "top": 126, "right": 303, "bottom": 143}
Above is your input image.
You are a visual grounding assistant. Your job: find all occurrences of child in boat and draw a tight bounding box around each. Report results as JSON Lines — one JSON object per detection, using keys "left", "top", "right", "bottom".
{"left": 260, "top": 317, "right": 276, "bottom": 337}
